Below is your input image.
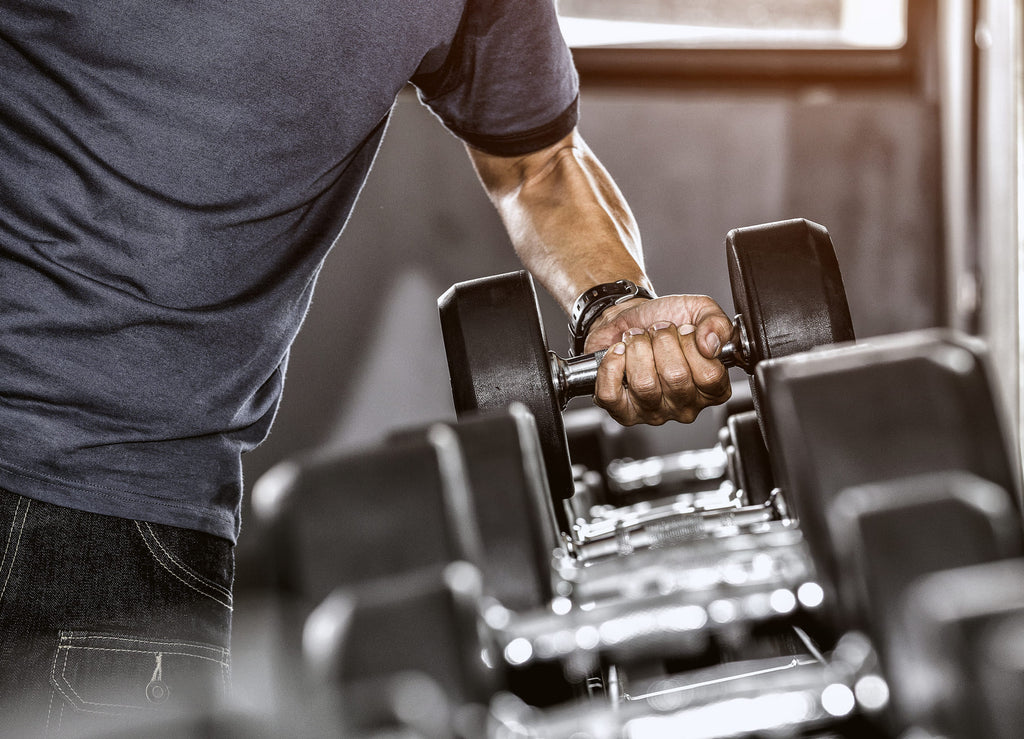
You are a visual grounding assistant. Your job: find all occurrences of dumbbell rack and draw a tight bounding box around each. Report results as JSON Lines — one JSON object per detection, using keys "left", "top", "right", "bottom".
{"left": 255, "top": 222, "right": 1024, "bottom": 739}
{"left": 461, "top": 329, "right": 1023, "bottom": 739}
{"left": 478, "top": 448, "right": 866, "bottom": 738}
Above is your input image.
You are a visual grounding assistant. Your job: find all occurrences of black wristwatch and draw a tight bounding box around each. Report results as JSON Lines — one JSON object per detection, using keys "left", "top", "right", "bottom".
{"left": 568, "top": 279, "right": 655, "bottom": 356}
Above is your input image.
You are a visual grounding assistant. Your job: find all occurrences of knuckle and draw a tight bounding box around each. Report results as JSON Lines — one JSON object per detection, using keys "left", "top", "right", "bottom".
{"left": 594, "top": 386, "right": 620, "bottom": 407}
{"left": 697, "top": 295, "right": 727, "bottom": 315}
{"left": 694, "top": 362, "right": 726, "bottom": 388}
{"left": 630, "top": 394, "right": 661, "bottom": 414}
{"left": 660, "top": 365, "right": 693, "bottom": 390}
{"left": 628, "top": 376, "right": 660, "bottom": 398}
{"left": 651, "top": 325, "right": 679, "bottom": 344}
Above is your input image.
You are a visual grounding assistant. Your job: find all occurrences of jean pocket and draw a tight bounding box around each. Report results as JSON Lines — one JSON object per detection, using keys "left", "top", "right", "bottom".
{"left": 47, "top": 631, "right": 230, "bottom": 732}
{"left": 135, "top": 521, "right": 233, "bottom": 610}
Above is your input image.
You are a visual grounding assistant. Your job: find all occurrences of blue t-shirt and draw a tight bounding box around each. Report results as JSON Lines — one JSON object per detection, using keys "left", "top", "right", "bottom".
{"left": 0, "top": 0, "right": 579, "bottom": 542}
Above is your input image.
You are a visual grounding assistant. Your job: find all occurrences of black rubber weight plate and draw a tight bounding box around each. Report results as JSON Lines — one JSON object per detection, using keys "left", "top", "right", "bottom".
{"left": 727, "top": 218, "right": 855, "bottom": 362}
{"left": 438, "top": 271, "right": 574, "bottom": 503}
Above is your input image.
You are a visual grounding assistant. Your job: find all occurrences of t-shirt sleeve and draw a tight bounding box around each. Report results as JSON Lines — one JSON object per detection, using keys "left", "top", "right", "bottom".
{"left": 411, "top": 0, "right": 580, "bottom": 157}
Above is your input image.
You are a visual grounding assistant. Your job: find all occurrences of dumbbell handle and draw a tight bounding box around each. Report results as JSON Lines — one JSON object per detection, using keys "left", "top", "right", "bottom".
{"left": 550, "top": 316, "right": 750, "bottom": 409}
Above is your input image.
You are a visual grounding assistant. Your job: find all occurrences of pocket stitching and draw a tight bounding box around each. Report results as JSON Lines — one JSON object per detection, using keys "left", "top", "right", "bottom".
{"left": 45, "top": 687, "right": 64, "bottom": 734}
{"left": 50, "top": 641, "right": 140, "bottom": 716}
{"left": 135, "top": 522, "right": 233, "bottom": 610}
{"left": 56, "top": 632, "right": 229, "bottom": 659}
{"left": 0, "top": 498, "right": 30, "bottom": 607}
{"left": 141, "top": 523, "right": 233, "bottom": 599}
{"left": 49, "top": 631, "right": 231, "bottom": 718}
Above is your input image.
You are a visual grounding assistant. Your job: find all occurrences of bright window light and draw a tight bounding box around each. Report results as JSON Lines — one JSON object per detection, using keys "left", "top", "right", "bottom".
{"left": 557, "top": 0, "right": 907, "bottom": 50}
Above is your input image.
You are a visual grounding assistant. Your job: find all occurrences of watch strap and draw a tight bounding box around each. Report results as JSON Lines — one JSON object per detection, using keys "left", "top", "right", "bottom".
{"left": 568, "top": 279, "right": 655, "bottom": 356}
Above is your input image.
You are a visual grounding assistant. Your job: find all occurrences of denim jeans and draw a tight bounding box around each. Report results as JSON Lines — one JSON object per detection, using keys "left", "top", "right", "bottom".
{"left": 0, "top": 487, "right": 234, "bottom": 737}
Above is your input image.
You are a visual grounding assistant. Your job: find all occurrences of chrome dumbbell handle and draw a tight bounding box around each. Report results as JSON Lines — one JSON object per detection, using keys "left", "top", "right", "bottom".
{"left": 549, "top": 350, "right": 607, "bottom": 409}
{"left": 719, "top": 314, "right": 753, "bottom": 372}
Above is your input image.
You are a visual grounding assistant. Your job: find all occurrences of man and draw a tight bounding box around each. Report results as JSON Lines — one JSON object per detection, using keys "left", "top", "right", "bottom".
{"left": 0, "top": 0, "right": 731, "bottom": 732}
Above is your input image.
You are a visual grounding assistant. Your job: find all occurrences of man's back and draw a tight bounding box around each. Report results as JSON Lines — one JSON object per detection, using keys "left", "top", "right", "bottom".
{"left": 0, "top": 0, "right": 578, "bottom": 541}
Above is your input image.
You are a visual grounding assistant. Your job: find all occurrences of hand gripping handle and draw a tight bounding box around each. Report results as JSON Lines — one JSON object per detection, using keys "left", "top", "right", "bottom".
{"left": 549, "top": 316, "right": 748, "bottom": 408}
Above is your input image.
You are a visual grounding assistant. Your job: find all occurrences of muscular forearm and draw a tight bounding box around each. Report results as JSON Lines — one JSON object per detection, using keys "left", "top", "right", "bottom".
{"left": 466, "top": 126, "right": 733, "bottom": 426}
{"left": 467, "top": 129, "right": 653, "bottom": 313}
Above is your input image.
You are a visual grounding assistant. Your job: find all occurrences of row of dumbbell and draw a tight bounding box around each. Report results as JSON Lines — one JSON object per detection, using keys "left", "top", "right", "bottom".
{"left": 252, "top": 326, "right": 1023, "bottom": 738}
{"left": 547, "top": 328, "right": 1024, "bottom": 739}
{"left": 396, "top": 219, "right": 1021, "bottom": 735}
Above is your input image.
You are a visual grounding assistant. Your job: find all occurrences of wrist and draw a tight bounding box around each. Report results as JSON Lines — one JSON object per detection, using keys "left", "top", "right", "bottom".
{"left": 568, "top": 279, "right": 655, "bottom": 356}
{"left": 589, "top": 296, "right": 648, "bottom": 329}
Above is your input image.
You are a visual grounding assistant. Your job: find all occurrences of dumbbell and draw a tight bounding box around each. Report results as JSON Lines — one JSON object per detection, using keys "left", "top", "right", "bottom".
{"left": 523, "top": 476, "right": 1022, "bottom": 737}
{"left": 390, "top": 404, "right": 561, "bottom": 613}
{"left": 815, "top": 470, "right": 1024, "bottom": 737}
{"left": 439, "top": 218, "right": 854, "bottom": 511}
{"left": 565, "top": 406, "right": 771, "bottom": 511}
{"left": 726, "top": 410, "right": 775, "bottom": 507}
{"left": 755, "top": 328, "right": 1023, "bottom": 603}
{"left": 890, "top": 559, "right": 1024, "bottom": 739}
{"left": 302, "top": 562, "right": 497, "bottom": 736}
{"left": 252, "top": 426, "right": 485, "bottom": 604}
{"left": 828, "top": 471, "right": 1024, "bottom": 641}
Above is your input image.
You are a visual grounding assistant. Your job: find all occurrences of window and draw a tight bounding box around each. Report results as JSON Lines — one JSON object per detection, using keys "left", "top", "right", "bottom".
{"left": 557, "top": 0, "right": 907, "bottom": 50}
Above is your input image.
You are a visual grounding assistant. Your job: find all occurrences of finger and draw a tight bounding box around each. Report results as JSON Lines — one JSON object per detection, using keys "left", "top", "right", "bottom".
{"left": 622, "top": 327, "right": 663, "bottom": 414}
{"left": 679, "top": 324, "right": 732, "bottom": 404}
{"left": 648, "top": 321, "right": 697, "bottom": 410}
{"left": 693, "top": 308, "right": 735, "bottom": 360}
{"left": 593, "top": 341, "right": 639, "bottom": 425}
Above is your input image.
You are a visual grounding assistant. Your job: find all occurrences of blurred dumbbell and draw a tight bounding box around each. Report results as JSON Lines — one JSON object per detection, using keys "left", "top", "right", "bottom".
{"left": 391, "top": 403, "right": 560, "bottom": 613}
{"left": 889, "top": 559, "right": 1024, "bottom": 739}
{"left": 828, "top": 470, "right": 1024, "bottom": 643}
{"left": 439, "top": 219, "right": 854, "bottom": 513}
{"left": 540, "top": 332, "right": 1023, "bottom": 736}
{"left": 756, "top": 328, "right": 1022, "bottom": 600}
{"left": 823, "top": 468, "right": 1024, "bottom": 732}
{"left": 725, "top": 410, "right": 775, "bottom": 507}
{"left": 252, "top": 426, "right": 483, "bottom": 604}
{"left": 823, "top": 470, "right": 1023, "bottom": 736}
{"left": 302, "top": 561, "right": 496, "bottom": 738}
